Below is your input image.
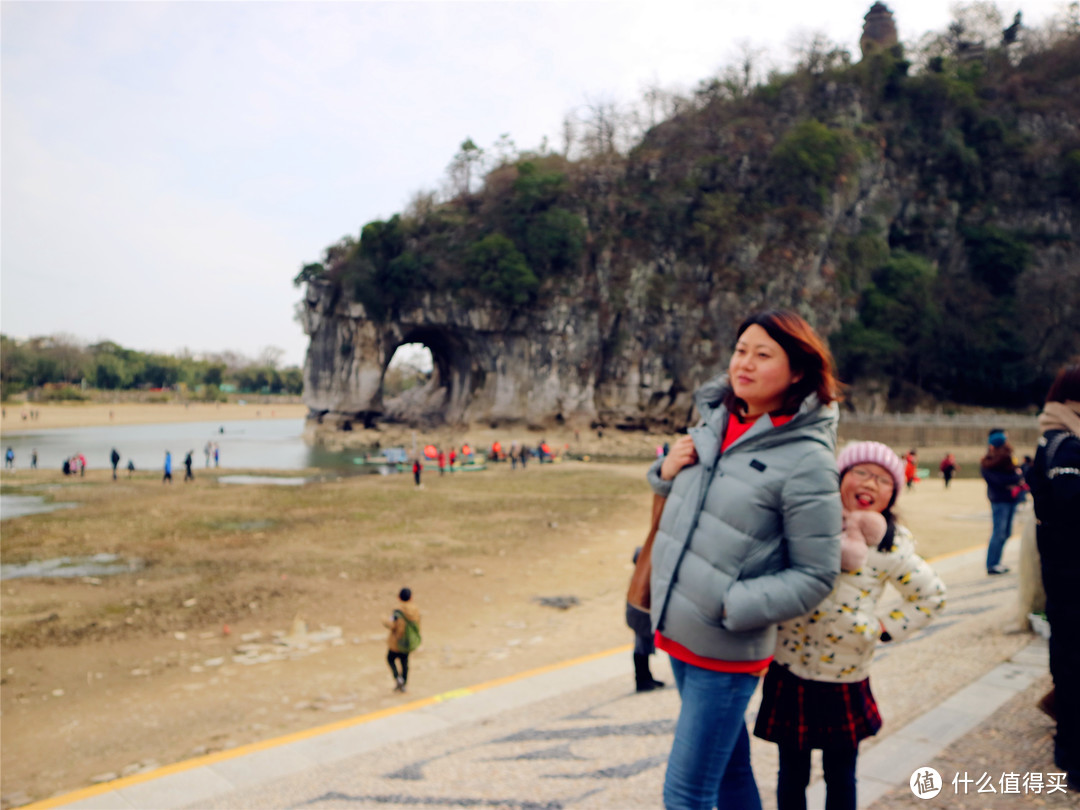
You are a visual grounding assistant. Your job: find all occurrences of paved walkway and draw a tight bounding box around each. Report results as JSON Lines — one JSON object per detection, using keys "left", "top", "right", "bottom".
{"left": 28, "top": 543, "right": 1080, "bottom": 809}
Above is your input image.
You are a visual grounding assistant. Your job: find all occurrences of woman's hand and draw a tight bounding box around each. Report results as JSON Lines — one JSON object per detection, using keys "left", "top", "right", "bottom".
{"left": 660, "top": 435, "right": 699, "bottom": 481}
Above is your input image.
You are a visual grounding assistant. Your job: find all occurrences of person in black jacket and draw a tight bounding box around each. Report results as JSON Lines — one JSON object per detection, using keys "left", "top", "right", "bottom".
{"left": 627, "top": 546, "right": 665, "bottom": 693}
{"left": 980, "top": 429, "right": 1022, "bottom": 575}
{"left": 1028, "top": 359, "right": 1080, "bottom": 789}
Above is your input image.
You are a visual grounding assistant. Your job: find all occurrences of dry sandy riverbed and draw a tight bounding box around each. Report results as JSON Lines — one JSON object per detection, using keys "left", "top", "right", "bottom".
{"left": 1, "top": 402, "right": 308, "bottom": 433}
{"left": 0, "top": 456, "right": 999, "bottom": 808}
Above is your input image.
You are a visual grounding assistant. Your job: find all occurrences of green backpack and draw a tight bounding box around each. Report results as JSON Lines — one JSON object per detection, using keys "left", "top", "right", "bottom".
{"left": 395, "top": 610, "right": 422, "bottom": 653}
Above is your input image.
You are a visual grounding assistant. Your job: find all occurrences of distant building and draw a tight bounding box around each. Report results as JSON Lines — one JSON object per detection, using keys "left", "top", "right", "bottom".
{"left": 861, "top": 2, "right": 898, "bottom": 59}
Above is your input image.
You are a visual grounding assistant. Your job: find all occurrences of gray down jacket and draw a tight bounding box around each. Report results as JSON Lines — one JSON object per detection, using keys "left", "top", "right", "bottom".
{"left": 647, "top": 374, "right": 842, "bottom": 662}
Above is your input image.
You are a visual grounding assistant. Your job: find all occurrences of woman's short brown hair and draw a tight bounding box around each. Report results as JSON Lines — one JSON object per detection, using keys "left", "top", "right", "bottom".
{"left": 1046, "top": 356, "right": 1080, "bottom": 404}
{"left": 724, "top": 309, "right": 842, "bottom": 416}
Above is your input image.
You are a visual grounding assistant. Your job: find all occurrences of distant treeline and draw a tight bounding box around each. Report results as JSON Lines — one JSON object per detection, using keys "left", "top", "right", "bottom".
{"left": 0, "top": 335, "right": 303, "bottom": 400}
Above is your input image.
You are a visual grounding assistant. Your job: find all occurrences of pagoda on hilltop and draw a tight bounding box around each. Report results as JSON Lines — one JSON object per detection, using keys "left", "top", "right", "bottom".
{"left": 861, "top": 2, "right": 899, "bottom": 58}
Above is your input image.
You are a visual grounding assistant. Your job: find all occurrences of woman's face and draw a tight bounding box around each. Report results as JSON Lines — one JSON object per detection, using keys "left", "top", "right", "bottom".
{"left": 729, "top": 324, "right": 801, "bottom": 416}
{"left": 841, "top": 463, "right": 895, "bottom": 513}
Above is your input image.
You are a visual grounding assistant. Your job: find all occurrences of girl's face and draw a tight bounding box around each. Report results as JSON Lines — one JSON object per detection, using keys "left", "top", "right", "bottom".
{"left": 841, "top": 463, "right": 895, "bottom": 513}
{"left": 729, "top": 324, "right": 801, "bottom": 417}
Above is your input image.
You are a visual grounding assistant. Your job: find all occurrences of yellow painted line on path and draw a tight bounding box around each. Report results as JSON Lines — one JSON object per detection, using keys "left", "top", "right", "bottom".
{"left": 22, "top": 643, "right": 634, "bottom": 810}
{"left": 927, "top": 543, "right": 985, "bottom": 564}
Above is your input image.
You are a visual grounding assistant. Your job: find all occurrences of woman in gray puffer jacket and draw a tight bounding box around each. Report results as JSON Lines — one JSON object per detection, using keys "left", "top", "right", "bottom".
{"left": 648, "top": 310, "right": 843, "bottom": 810}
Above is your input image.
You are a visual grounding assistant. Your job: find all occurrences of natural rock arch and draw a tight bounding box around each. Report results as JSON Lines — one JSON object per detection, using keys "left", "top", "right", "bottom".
{"left": 299, "top": 281, "right": 606, "bottom": 430}
{"left": 380, "top": 328, "right": 472, "bottom": 425}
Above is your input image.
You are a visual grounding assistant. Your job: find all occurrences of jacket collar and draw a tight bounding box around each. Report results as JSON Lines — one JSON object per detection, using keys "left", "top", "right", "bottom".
{"left": 689, "top": 374, "right": 838, "bottom": 467}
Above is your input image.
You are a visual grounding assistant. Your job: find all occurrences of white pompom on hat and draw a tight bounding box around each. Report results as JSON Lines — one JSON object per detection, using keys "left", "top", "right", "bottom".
{"left": 836, "top": 441, "right": 905, "bottom": 493}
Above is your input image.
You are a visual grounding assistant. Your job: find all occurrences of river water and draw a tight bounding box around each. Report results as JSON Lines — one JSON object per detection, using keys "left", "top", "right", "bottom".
{"left": 0, "top": 418, "right": 366, "bottom": 474}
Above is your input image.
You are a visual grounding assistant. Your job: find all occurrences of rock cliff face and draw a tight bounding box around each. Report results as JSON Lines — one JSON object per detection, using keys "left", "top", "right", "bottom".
{"left": 300, "top": 144, "right": 878, "bottom": 431}
{"left": 300, "top": 283, "right": 603, "bottom": 428}
{"left": 301, "top": 35, "right": 1080, "bottom": 431}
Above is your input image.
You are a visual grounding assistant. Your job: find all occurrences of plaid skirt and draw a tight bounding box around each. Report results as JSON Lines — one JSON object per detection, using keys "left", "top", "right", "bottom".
{"left": 753, "top": 661, "right": 882, "bottom": 750}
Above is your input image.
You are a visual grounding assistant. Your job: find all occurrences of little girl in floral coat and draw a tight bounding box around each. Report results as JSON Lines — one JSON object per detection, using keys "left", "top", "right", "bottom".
{"left": 754, "top": 441, "right": 946, "bottom": 810}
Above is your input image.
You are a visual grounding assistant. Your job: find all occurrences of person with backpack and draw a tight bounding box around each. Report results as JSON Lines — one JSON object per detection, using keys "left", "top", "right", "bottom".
{"left": 383, "top": 587, "right": 421, "bottom": 693}
{"left": 1028, "top": 358, "right": 1080, "bottom": 790}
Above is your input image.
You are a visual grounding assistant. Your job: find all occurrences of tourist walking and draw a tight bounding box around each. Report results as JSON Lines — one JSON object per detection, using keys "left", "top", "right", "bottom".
{"left": 4, "top": 447, "right": 13, "bottom": 470}
{"left": 111, "top": 448, "right": 121, "bottom": 480}
{"left": 1027, "top": 359, "right": 1080, "bottom": 790}
{"left": 903, "top": 449, "right": 918, "bottom": 489}
{"left": 163, "top": 450, "right": 173, "bottom": 484}
{"left": 755, "top": 442, "right": 946, "bottom": 810}
{"left": 981, "top": 429, "right": 1022, "bottom": 574}
{"left": 183, "top": 450, "right": 194, "bottom": 482}
{"left": 31, "top": 449, "right": 37, "bottom": 469}
{"left": 646, "top": 310, "right": 843, "bottom": 810}
{"left": 939, "top": 452, "right": 958, "bottom": 488}
{"left": 383, "top": 587, "right": 421, "bottom": 693}
{"left": 412, "top": 458, "right": 422, "bottom": 488}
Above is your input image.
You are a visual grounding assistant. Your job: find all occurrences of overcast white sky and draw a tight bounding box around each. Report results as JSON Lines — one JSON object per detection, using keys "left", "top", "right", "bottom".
{"left": 1, "top": 0, "right": 1063, "bottom": 368}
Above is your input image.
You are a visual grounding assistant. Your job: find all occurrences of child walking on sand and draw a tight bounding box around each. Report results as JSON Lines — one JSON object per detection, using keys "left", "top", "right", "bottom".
{"left": 383, "top": 587, "right": 421, "bottom": 693}
{"left": 755, "top": 441, "right": 946, "bottom": 810}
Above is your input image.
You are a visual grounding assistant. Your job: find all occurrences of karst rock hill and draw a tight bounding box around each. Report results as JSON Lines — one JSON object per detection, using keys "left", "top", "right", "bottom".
{"left": 299, "top": 7, "right": 1080, "bottom": 431}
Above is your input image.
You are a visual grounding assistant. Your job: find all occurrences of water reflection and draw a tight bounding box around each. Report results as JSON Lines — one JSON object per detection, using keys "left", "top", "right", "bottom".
{"left": 1, "top": 552, "right": 144, "bottom": 580}
{"left": 0, "top": 494, "right": 77, "bottom": 521}
{"left": 218, "top": 475, "right": 310, "bottom": 486}
{"left": 1, "top": 418, "right": 371, "bottom": 473}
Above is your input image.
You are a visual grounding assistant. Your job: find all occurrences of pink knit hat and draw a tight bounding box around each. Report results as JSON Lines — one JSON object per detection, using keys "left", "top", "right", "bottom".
{"left": 836, "top": 441, "right": 905, "bottom": 492}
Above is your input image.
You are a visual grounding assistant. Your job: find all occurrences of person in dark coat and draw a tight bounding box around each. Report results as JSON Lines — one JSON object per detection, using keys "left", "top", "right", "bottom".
{"left": 111, "top": 448, "right": 121, "bottom": 480}
{"left": 939, "top": 452, "right": 958, "bottom": 488}
{"left": 627, "top": 546, "right": 665, "bottom": 693}
{"left": 183, "top": 450, "right": 194, "bottom": 482}
{"left": 981, "top": 429, "right": 1022, "bottom": 574}
{"left": 1028, "top": 359, "right": 1080, "bottom": 790}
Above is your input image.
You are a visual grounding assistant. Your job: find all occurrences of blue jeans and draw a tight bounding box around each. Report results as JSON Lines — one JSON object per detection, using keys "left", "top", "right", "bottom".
{"left": 987, "top": 500, "right": 1017, "bottom": 569}
{"left": 664, "top": 656, "right": 763, "bottom": 810}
